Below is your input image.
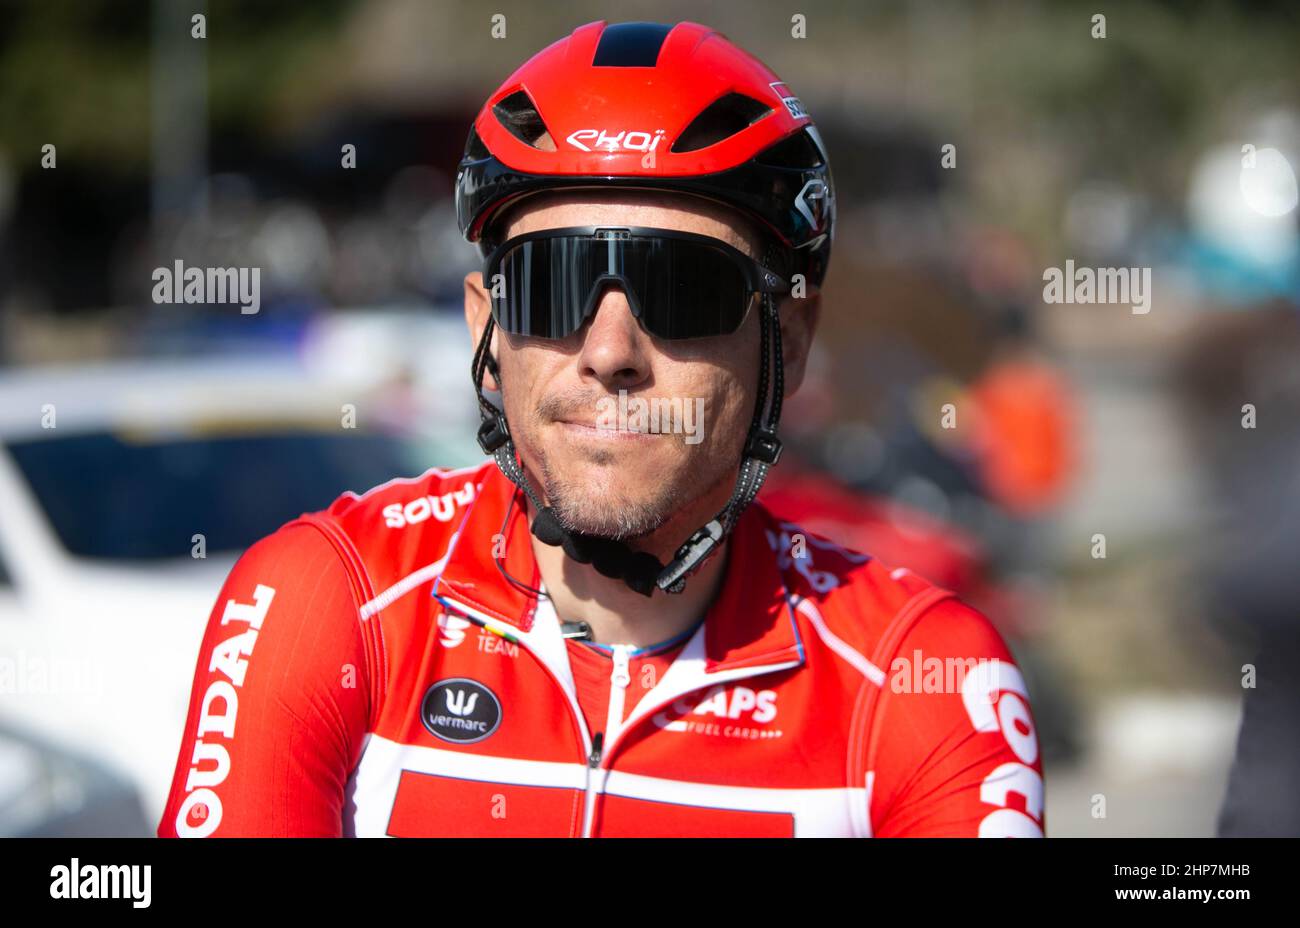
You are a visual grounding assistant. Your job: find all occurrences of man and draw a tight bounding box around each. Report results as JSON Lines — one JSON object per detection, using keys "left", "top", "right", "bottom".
{"left": 158, "top": 20, "right": 1044, "bottom": 837}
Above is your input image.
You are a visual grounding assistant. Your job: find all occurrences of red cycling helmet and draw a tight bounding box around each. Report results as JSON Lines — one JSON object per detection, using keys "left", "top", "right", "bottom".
{"left": 455, "top": 20, "right": 835, "bottom": 286}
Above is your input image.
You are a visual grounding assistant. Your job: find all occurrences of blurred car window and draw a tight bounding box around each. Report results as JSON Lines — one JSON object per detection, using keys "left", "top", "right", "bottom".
{"left": 6, "top": 429, "right": 443, "bottom": 560}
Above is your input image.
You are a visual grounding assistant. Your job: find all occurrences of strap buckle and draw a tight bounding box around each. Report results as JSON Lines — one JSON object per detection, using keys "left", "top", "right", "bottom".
{"left": 657, "top": 519, "right": 724, "bottom": 592}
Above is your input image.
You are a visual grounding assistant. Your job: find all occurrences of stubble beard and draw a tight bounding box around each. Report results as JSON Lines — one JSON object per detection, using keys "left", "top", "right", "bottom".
{"left": 503, "top": 372, "right": 735, "bottom": 544}
{"left": 533, "top": 439, "right": 693, "bottom": 541}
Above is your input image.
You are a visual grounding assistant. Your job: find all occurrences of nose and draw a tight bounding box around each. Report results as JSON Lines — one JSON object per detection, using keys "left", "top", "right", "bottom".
{"left": 577, "top": 281, "right": 652, "bottom": 390}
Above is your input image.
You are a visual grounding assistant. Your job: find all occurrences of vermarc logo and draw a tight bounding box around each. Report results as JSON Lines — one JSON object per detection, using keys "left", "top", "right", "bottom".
{"left": 421, "top": 678, "right": 502, "bottom": 744}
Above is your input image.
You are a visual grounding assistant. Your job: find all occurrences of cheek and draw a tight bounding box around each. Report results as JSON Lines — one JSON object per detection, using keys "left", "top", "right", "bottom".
{"left": 660, "top": 328, "right": 754, "bottom": 434}
{"left": 681, "top": 349, "right": 759, "bottom": 450}
{"left": 706, "top": 371, "right": 754, "bottom": 449}
{"left": 707, "top": 326, "right": 761, "bottom": 423}
{"left": 497, "top": 348, "right": 542, "bottom": 421}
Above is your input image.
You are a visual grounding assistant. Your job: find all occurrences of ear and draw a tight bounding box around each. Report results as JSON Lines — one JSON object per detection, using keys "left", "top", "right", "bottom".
{"left": 777, "top": 290, "right": 820, "bottom": 397}
{"left": 464, "top": 270, "right": 501, "bottom": 392}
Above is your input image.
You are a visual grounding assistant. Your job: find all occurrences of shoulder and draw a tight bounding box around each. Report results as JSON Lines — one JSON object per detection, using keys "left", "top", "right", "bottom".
{"left": 203, "top": 465, "right": 499, "bottom": 737}
{"left": 749, "top": 505, "right": 1041, "bottom": 836}
{"left": 228, "top": 462, "right": 493, "bottom": 617}
{"left": 755, "top": 502, "right": 982, "bottom": 667}
{"left": 317, "top": 461, "right": 492, "bottom": 534}
{"left": 298, "top": 462, "right": 495, "bottom": 591}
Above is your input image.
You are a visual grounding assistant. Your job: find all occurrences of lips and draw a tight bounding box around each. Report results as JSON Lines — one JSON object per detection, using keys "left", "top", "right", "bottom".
{"left": 559, "top": 418, "right": 642, "bottom": 431}
{"left": 556, "top": 419, "right": 655, "bottom": 439}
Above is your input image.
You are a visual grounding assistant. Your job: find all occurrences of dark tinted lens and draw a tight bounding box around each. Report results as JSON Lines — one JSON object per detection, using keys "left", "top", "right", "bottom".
{"left": 632, "top": 238, "right": 752, "bottom": 338}
{"left": 491, "top": 232, "right": 754, "bottom": 340}
{"left": 493, "top": 238, "right": 593, "bottom": 338}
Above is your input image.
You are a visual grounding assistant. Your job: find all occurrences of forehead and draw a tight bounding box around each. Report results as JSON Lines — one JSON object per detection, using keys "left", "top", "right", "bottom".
{"left": 498, "top": 190, "right": 763, "bottom": 258}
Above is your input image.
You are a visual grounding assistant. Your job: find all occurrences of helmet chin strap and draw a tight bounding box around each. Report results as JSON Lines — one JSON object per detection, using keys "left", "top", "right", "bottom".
{"left": 472, "top": 294, "right": 784, "bottom": 597}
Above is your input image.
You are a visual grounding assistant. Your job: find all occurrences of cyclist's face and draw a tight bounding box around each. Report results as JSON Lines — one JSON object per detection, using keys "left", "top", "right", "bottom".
{"left": 464, "top": 191, "right": 802, "bottom": 542}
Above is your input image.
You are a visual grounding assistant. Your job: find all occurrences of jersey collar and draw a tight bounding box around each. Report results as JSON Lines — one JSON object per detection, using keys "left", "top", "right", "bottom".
{"left": 431, "top": 463, "right": 804, "bottom": 675}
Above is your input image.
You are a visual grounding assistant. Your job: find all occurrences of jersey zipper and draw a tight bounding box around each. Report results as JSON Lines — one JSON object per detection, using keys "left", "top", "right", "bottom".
{"left": 437, "top": 593, "right": 800, "bottom": 836}
{"left": 604, "top": 644, "right": 632, "bottom": 746}
{"left": 581, "top": 643, "right": 631, "bottom": 837}
{"left": 433, "top": 596, "right": 597, "bottom": 837}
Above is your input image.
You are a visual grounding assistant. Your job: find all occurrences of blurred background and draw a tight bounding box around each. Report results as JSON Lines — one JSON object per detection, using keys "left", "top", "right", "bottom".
{"left": 1, "top": 0, "right": 1297, "bottom": 836}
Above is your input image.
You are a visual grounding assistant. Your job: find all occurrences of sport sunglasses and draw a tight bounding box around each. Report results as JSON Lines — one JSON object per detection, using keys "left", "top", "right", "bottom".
{"left": 482, "top": 226, "right": 789, "bottom": 340}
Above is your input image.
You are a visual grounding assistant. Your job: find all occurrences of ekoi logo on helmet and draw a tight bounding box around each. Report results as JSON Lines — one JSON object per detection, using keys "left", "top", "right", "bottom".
{"left": 565, "top": 128, "right": 667, "bottom": 153}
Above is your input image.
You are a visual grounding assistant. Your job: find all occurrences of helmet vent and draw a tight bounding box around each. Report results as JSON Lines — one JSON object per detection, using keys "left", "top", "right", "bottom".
{"left": 492, "top": 90, "right": 556, "bottom": 151}
{"left": 754, "top": 128, "right": 825, "bottom": 169}
{"left": 671, "top": 93, "right": 772, "bottom": 154}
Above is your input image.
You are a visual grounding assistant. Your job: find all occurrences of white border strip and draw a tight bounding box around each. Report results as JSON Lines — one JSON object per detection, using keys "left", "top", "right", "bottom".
{"left": 349, "top": 735, "right": 863, "bottom": 837}
{"left": 794, "top": 596, "right": 885, "bottom": 687}
{"left": 358, "top": 532, "right": 459, "bottom": 620}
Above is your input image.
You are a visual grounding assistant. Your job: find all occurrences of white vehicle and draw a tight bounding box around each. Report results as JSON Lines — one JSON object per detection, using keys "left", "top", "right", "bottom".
{"left": 0, "top": 315, "right": 478, "bottom": 833}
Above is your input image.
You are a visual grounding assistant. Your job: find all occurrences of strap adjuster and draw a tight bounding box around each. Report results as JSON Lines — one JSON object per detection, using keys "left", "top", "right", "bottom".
{"left": 477, "top": 414, "right": 510, "bottom": 454}
{"left": 744, "top": 428, "right": 783, "bottom": 465}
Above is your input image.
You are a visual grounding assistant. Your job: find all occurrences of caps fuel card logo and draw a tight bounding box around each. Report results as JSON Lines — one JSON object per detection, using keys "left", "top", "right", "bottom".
{"left": 651, "top": 684, "right": 783, "bottom": 740}
{"left": 421, "top": 678, "right": 502, "bottom": 744}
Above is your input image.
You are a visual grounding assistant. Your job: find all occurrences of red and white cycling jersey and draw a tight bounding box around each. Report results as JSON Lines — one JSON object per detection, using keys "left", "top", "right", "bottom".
{"left": 158, "top": 462, "right": 1045, "bottom": 837}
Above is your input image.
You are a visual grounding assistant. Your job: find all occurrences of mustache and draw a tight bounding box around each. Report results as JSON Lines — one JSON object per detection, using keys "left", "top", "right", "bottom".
{"left": 537, "top": 388, "right": 634, "bottom": 423}
{"left": 537, "top": 388, "right": 599, "bottom": 423}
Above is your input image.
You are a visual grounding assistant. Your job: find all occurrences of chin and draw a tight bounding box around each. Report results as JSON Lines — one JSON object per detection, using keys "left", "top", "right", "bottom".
{"left": 540, "top": 458, "right": 685, "bottom": 540}
{"left": 554, "top": 432, "right": 680, "bottom": 483}
{"left": 526, "top": 424, "right": 726, "bottom": 538}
